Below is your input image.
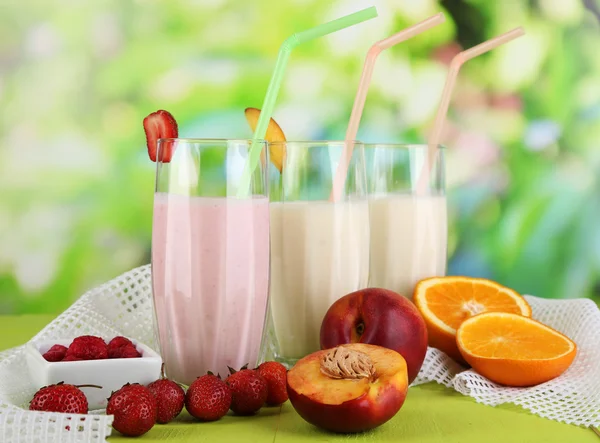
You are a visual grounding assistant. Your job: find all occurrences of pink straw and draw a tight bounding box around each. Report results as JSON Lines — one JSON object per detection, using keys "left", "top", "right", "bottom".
{"left": 329, "top": 13, "right": 446, "bottom": 202}
{"left": 416, "top": 27, "right": 525, "bottom": 194}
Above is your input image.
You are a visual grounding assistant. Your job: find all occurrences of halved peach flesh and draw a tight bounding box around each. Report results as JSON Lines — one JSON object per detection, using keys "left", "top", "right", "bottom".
{"left": 287, "top": 343, "right": 408, "bottom": 433}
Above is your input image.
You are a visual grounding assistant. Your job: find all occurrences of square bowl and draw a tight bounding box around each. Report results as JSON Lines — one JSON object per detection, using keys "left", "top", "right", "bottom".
{"left": 26, "top": 337, "right": 162, "bottom": 410}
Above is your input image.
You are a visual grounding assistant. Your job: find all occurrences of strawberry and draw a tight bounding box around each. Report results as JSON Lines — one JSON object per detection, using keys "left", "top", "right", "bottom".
{"left": 185, "top": 373, "right": 232, "bottom": 421}
{"left": 42, "top": 344, "right": 68, "bottom": 362}
{"left": 107, "top": 383, "right": 157, "bottom": 437}
{"left": 257, "top": 361, "right": 288, "bottom": 406}
{"left": 29, "top": 382, "right": 88, "bottom": 414}
{"left": 147, "top": 365, "right": 185, "bottom": 424}
{"left": 225, "top": 366, "right": 268, "bottom": 415}
{"left": 66, "top": 335, "right": 108, "bottom": 361}
{"left": 143, "top": 110, "right": 178, "bottom": 162}
{"left": 107, "top": 336, "right": 141, "bottom": 359}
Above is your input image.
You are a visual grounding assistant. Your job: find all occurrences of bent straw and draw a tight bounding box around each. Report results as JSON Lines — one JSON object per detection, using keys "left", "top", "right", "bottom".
{"left": 416, "top": 27, "right": 525, "bottom": 195}
{"left": 329, "top": 12, "right": 446, "bottom": 202}
{"left": 236, "top": 6, "right": 378, "bottom": 198}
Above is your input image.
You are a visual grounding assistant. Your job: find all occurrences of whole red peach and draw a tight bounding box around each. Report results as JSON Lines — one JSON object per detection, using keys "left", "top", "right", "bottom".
{"left": 287, "top": 343, "right": 408, "bottom": 433}
{"left": 320, "top": 288, "right": 427, "bottom": 384}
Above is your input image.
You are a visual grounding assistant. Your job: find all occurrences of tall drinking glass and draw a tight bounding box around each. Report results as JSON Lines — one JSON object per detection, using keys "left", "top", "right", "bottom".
{"left": 151, "top": 139, "right": 270, "bottom": 385}
{"left": 365, "top": 144, "right": 447, "bottom": 298}
{"left": 265, "top": 141, "right": 370, "bottom": 367}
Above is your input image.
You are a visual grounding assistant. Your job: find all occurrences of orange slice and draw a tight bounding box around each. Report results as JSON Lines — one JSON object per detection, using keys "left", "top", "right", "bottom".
{"left": 413, "top": 276, "right": 532, "bottom": 363}
{"left": 456, "top": 312, "right": 577, "bottom": 386}
{"left": 244, "top": 107, "right": 286, "bottom": 172}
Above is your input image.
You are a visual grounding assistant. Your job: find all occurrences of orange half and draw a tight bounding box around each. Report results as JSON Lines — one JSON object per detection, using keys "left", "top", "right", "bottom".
{"left": 456, "top": 312, "right": 577, "bottom": 386}
{"left": 413, "top": 276, "right": 532, "bottom": 363}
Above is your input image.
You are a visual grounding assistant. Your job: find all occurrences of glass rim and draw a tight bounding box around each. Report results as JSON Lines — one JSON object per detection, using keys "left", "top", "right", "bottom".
{"left": 157, "top": 138, "right": 267, "bottom": 144}
{"left": 361, "top": 143, "right": 446, "bottom": 150}
{"left": 267, "top": 140, "right": 362, "bottom": 146}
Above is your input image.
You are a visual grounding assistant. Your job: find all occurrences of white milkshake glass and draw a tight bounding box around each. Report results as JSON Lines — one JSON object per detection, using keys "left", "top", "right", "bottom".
{"left": 365, "top": 143, "right": 447, "bottom": 298}
{"left": 151, "top": 139, "right": 270, "bottom": 385}
{"left": 265, "top": 141, "right": 370, "bottom": 367}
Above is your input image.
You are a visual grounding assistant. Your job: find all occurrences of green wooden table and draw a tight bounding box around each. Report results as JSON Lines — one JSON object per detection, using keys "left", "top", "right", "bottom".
{"left": 2, "top": 314, "right": 597, "bottom": 442}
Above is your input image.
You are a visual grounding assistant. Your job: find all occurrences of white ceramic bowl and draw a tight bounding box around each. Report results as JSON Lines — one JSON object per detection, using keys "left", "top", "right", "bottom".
{"left": 26, "top": 337, "right": 162, "bottom": 410}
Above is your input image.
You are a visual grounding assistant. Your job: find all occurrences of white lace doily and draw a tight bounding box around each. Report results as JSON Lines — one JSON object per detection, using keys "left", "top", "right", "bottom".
{"left": 1, "top": 265, "right": 598, "bottom": 442}
{"left": 413, "top": 295, "right": 600, "bottom": 428}
{"left": 0, "top": 265, "right": 156, "bottom": 443}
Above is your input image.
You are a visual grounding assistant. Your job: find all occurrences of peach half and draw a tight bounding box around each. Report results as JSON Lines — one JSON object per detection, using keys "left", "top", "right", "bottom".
{"left": 286, "top": 343, "right": 408, "bottom": 433}
{"left": 320, "top": 288, "right": 428, "bottom": 384}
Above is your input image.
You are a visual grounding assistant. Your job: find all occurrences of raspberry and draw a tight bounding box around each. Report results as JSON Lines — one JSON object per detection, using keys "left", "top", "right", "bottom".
{"left": 66, "top": 336, "right": 108, "bottom": 361}
{"left": 108, "top": 336, "right": 133, "bottom": 349}
{"left": 42, "top": 344, "right": 68, "bottom": 362}
{"left": 113, "top": 344, "right": 142, "bottom": 359}
{"left": 108, "top": 336, "right": 141, "bottom": 359}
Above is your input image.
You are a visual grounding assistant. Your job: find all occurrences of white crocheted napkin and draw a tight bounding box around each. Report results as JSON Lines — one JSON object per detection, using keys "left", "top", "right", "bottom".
{"left": 414, "top": 295, "right": 600, "bottom": 428}
{"left": 0, "top": 265, "right": 598, "bottom": 443}
{"left": 0, "top": 265, "right": 156, "bottom": 443}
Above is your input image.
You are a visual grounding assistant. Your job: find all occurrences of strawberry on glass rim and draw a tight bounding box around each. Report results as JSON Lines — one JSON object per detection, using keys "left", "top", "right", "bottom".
{"left": 143, "top": 110, "right": 178, "bottom": 162}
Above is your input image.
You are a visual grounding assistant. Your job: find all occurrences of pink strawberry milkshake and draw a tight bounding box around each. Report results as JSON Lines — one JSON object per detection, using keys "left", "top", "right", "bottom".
{"left": 151, "top": 193, "right": 270, "bottom": 384}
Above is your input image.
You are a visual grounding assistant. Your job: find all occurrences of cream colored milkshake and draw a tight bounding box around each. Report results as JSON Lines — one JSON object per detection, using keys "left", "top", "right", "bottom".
{"left": 268, "top": 200, "right": 370, "bottom": 361}
{"left": 368, "top": 193, "right": 447, "bottom": 297}
{"left": 152, "top": 193, "right": 270, "bottom": 384}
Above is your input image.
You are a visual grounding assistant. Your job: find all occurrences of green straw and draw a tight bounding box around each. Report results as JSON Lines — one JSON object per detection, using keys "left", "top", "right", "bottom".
{"left": 236, "top": 6, "right": 378, "bottom": 198}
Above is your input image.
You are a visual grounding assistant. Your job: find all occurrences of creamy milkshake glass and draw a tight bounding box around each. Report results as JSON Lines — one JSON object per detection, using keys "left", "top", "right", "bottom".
{"left": 151, "top": 139, "right": 270, "bottom": 385}
{"left": 365, "top": 143, "right": 447, "bottom": 298}
{"left": 265, "top": 141, "right": 370, "bottom": 366}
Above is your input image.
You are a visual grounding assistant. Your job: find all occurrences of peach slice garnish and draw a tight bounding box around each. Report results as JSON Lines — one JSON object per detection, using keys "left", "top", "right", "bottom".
{"left": 244, "top": 107, "right": 286, "bottom": 172}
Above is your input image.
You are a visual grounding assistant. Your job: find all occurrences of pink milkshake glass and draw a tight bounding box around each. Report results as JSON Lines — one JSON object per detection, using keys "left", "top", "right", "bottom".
{"left": 151, "top": 139, "right": 270, "bottom": 385}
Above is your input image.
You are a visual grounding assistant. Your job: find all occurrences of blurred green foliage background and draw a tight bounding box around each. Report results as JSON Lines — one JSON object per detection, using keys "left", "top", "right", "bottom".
{"left": 0, "top": 0, "right": 599, "bottom": 314}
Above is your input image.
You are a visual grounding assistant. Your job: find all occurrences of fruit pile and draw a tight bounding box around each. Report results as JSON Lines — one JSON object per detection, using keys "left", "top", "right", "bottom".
{"left": 313, "top": 278, "right": 577, "bottom": 391}
{"left": 284, "top": 278, "right": 578, "bottom": 433}
{"left": 139, "top": 108, "right": 579, "bottom": 434}
{"left": 29, "top": 360, "right": 288, "bottom": 437}
{"left": 42, "top": 335, "right": 141, "bottom": 362}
